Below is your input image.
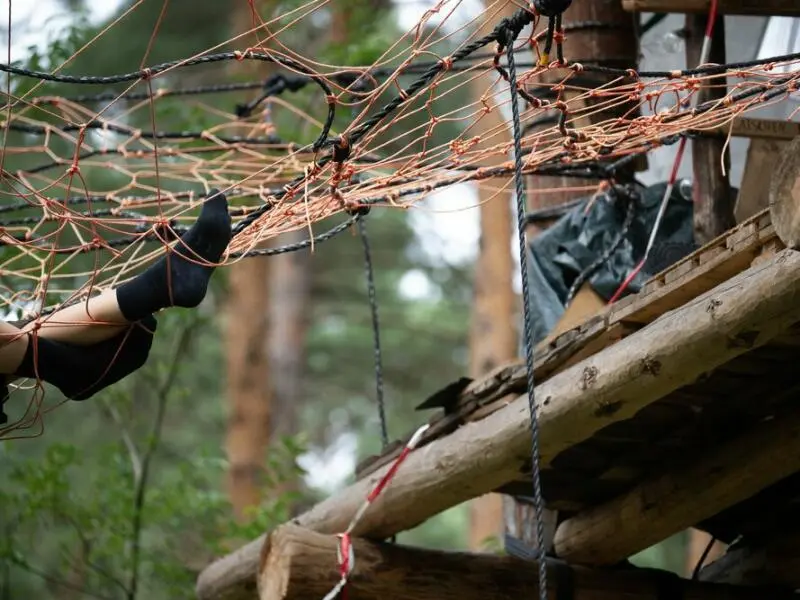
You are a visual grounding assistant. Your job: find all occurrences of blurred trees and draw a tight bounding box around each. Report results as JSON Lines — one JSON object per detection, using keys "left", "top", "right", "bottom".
{"left": 0, "top": 1, "right": 474, "bottom": 597}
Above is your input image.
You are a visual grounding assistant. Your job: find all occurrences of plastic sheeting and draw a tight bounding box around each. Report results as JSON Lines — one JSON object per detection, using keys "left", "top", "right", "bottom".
{"left": 525, "top": 180, "right": 698, "bottom": 345}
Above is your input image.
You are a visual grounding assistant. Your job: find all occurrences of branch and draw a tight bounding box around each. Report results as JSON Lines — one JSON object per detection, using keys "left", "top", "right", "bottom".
{"left": 8, "top": 559, "right": 115, "bottom": 600}
{"left": 101, "top": 400, "right": 142, "bottom": 484}
{"left": 127, "top": 315, "right": 201, "bottom": 600}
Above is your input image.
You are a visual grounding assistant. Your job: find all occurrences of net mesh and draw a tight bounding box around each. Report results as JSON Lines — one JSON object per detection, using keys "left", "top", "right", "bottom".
{"left": 1, "top": 0, "right": 799, "bottom": 438}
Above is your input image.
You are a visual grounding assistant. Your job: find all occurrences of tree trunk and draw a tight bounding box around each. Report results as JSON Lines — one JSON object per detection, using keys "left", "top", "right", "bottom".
{"left": 223, "top": 1, "right": 275, "bottom": 520}
{"left": 466, "top": 0, "right": 519, "bottom": 553}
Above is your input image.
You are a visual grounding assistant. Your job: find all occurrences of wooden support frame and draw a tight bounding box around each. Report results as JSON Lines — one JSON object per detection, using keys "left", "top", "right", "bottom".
{"left": 552, "top": 404, "right": 800, "bottom": 565}
{"left": 621, "top": 0, "right": 800, "bottom": 16}
{"left": 257, "top": 524, "right": 795, "bottom": 600}
{"left": 196, "top": 248, "right": 800, "bottom": 600}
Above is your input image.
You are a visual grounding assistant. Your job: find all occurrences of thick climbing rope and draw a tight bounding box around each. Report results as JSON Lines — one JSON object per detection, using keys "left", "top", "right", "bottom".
{"left": 501, "top": 6, "right": 549, "bottom": 599}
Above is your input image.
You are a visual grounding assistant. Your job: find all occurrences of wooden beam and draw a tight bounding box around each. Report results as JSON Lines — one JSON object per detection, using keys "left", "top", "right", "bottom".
{"left": 196, "top": 249, "right": 800, "bottom": 600}
{"left": 258, "top": 524, "right": 793, "bottom": 600}
{"left": 710, "top": 118, "right": 800, "bottom": 142}
{"left": 769, "top": 136, "right": 800, "bottom": 249}
{"left": 621, "top": 0, "right": 800, "bottom": 16}
{"left": 699, "top": 530, "right": 800, "bottom": 588}
{"left": 552, "top": 406, "right": 800, "bottom": 566}
{"left": 685, "top": 12, "right": 734, "bottom": 244}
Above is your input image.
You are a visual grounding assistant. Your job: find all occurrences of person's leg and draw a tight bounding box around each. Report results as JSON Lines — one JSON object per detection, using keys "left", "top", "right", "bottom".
{"left": 1, "top": 189, "right": 230, "bottom": 402}
{"left": 25, "top": 188, "right": 231, "bottom": 346}
{"left": 0, "top": 320, "right": 30, "bottom": 375}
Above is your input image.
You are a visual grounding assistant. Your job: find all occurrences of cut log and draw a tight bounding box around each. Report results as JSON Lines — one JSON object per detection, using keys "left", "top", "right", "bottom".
{"left": 769, "top": 136, "right": 800, "bottom": 249}
{"left": 699, "top": 530, "right": 800, "bottom": 588}
{"left": 258, "top": 524, "right": 793, "bottom": 600}
{"left": 553, "top": 406, "right": 800, "bottom": 565}
{"left": 196, "top": 249, "right": 800, "bottom": 600}
{"left": 621, "top": 0, "right": 800, "bottom": 16}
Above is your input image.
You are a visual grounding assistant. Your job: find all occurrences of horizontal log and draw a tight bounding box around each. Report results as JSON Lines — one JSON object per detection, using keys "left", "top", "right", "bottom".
{"left": 196, "top": 248, "right": 800, "bottom": 600}
{"left": 699, "top": 530, "right": 800, "bottom": 588}
{"left": 553, "top": 402, "right": 800, "bottom": 565}
{"left": 622, "top": 0, "right": 800, "bottom": 16}
{"left": 259, "top": 524, "right": 792, "bottom": 600}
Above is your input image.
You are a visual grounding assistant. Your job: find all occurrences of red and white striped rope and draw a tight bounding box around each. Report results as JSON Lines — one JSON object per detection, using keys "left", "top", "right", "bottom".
{"left": 322, "top": 423, "right": 430, "bottom": 600}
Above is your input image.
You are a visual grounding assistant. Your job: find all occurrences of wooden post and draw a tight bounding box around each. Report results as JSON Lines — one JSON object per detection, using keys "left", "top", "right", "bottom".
{"left": 195, "top": 249, "right": 800, "bottom": 600}
{"left": 258, "top": 524, "right": 793, "bottom": 600}
{"left": 685, "top": 13, "right": 734, "bottom": 244}
{"left": 510, "top": 0, "right": 642, "bottom": 554}
{"left": 769, "top": 136, "right": 800, "bottom": 249}
{"left": 552, "top": 405, "right": 800, "bottom": 565}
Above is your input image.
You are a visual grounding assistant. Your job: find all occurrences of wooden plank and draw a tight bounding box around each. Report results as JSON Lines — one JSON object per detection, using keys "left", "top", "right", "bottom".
{"left": 736, "top": 139, "right": 788, "bottom": 223}
{"left": 705, "top": 118, "right": 800, "bottom": 142}
{"left": 769, "top": 136, "right": 800, "bottom": 249}
{"left": 621, "top": 0, "right": 800, "bottom": 16}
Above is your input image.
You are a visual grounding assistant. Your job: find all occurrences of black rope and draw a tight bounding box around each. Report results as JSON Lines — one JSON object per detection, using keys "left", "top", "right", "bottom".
{"left": 0, "top": 51, "right": 335, "bottom": 152}
{"left": 356, "top": 217, "right": 389, "bottom": 450}
{"left": 501, "top": 15, "right": 548, "bottom": 600}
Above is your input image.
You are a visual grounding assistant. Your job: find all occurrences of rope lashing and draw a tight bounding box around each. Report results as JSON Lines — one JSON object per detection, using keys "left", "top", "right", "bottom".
{"left": 533, "top": 0, "right": 573, "bottom": 65}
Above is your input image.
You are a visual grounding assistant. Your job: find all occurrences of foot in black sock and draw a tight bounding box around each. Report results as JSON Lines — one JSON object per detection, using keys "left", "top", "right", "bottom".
{"left": 14, "top": 315, "right": 158, "bottom": 401}
{"left": 116, "top": 189, "right": 231, "bottom": 322}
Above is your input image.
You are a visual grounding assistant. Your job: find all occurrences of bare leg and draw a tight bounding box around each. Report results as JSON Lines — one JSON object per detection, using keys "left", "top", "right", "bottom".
{"left": 22, "top": 290, "right": 129, "bottom": 346}
{"left": 0, "top": 321, "right": 30, "bottom": 375}
{"left": 18, "top": 187, "right": 231, "bottom": 347}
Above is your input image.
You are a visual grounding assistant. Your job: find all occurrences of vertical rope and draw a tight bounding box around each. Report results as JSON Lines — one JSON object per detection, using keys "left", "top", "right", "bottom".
{"left": 357, "top": 218, "right": 389, "bottom": 449}
{"left": 504, "top": 25, "right": 548, "bottom": 600}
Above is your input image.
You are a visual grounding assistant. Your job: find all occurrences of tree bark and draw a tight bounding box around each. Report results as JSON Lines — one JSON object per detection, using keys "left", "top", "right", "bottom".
{"left": 769, "top": 136, "right": 800, "bottom": 249}
{"left": 258, "top": 524, "right": 792, "bottom": 600}
{"left": 224, "top": 257, "right": 272, "bottom": 519}
{"left": 196, "top": 249, "right": 800, "bottom": 600}
{"left": 553, "top": 403, "right": 800, "bottom": 565}
{"left": 268, "top": 231, "right": 310, "bottom": 439}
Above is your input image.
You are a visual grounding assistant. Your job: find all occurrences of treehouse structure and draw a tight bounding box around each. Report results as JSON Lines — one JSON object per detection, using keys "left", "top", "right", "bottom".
{"left": 194, "top": 2, "right": 800, "bottom": 599}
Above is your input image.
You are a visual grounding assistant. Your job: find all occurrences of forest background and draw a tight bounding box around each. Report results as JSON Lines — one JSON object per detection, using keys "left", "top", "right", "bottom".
{"left": 0, "top": 1, "right": 688, "bottom": 598}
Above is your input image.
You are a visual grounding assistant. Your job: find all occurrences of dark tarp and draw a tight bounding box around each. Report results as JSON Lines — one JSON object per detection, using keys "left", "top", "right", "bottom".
{"left": 525, "top": 180, "right": 702, "bottom": 345}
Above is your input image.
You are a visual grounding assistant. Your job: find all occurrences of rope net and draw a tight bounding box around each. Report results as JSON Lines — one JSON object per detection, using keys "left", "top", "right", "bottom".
{"left": 1, "top": 2, "right": 798, "bottom": 434}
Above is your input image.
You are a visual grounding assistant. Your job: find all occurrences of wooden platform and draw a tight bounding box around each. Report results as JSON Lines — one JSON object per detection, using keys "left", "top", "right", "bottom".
{"left": 355, "top": 207, "right": 794, "bottom": 543}
{"left": 621, "top": 0, "right": 800, "bottom": 16}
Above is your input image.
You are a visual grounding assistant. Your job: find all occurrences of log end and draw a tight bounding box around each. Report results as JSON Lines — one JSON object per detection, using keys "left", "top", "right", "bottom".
{"left": 769, "top": 136, "right": 800, "bottom": 249}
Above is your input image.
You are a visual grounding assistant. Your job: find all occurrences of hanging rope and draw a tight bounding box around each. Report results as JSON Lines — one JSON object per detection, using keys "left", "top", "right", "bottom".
{"left": 500, "top": 8, "right": 549, "bottom": 600}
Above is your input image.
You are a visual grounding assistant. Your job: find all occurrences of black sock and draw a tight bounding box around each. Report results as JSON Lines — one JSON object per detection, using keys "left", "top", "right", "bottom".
{"left": 14, "top": 315, "right": 158, "bottom": 401}
{"left": 116, "top": 189, "right": 231, "bottom": 322}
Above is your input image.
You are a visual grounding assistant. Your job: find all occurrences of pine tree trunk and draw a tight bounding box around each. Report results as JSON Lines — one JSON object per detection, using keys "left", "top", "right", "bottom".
{"left": 466, "top": 0, "right": 519, "bottom": 552}
{"left": 223, "top": 1, "right": 275, "bottom": 520}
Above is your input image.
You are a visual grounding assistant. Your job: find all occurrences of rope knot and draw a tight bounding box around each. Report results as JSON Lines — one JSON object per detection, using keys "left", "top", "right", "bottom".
{"left": 332, "top": 136, "right": 351, "bottom": 163}
{"left": 497, "top": 8, "right": 534, "bottom": 43}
